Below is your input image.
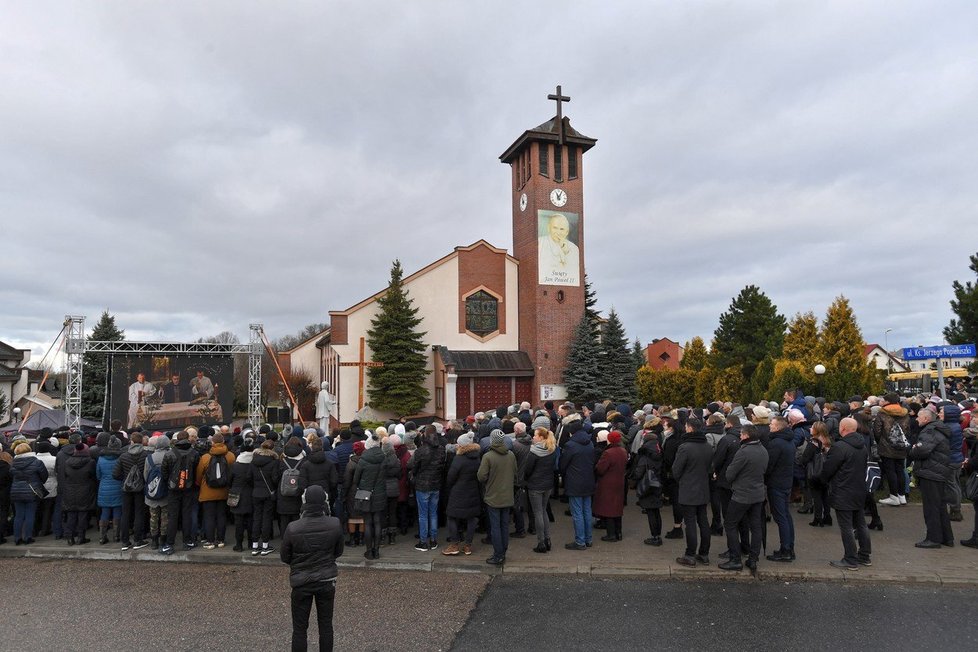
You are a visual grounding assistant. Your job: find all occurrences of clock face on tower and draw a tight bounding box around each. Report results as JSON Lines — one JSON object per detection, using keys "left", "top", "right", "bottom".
{"left": 549, "top": 188, "right": 568, "bottom": 207}
{"left": 519, "top": 193, "right": 527, "bottom": 212}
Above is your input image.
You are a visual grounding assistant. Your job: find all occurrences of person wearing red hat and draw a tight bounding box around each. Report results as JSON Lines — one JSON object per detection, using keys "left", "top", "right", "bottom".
{"left": 594, "top": 430, "right": 628, "bottom": 542}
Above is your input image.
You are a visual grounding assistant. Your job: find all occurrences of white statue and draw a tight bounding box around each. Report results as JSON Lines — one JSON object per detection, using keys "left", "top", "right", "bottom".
{"left": 315, "top": 381, "right": 336, "bottom": 432}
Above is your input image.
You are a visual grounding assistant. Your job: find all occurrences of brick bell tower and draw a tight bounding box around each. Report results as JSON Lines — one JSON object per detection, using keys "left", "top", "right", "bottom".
{"left": 499, "top": 86, "right": 597, "bottom": 403}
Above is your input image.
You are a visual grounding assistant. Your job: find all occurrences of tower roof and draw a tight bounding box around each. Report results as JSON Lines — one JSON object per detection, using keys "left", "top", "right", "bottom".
{"left": 499, "top": 115, "right": 597, "bottom": 164}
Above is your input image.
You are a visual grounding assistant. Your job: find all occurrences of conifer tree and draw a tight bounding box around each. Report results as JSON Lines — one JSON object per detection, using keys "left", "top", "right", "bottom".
{"left": 712, "top": 285, "right": 787, "bottom": 380}
{"left": 598, "top": 309, "right": 636, "bottom": 404}
{"left": 366, "top": 260, "right": 430, "bottom": 416}
{"left": 564, "top": 313, "right": 602, "bottom": 405}
{"left": 782, "top": 312, "right": 820, "bottom": 368}
{"left": 584, "top": 273, "right": 601, "bottom": 334}
{"left": 945, "top": 252, "right": 978, "bottom": 372}
{"left": 681, "top": 336, "right": 709, "bottom": 371}
{"left": 631, "top": 338, "right": 646, "bottom": 371}
{"left": 748, "top": 356, "right": 776, "bottom": 402}
{"left": 82, "top": 310, "right": 124, "bottom": 420}
{"left": 818, "top": 296, "right": 867, "bottom": 400}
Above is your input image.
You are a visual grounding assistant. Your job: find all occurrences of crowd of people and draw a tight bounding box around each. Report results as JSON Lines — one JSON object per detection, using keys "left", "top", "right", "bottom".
{"left": 2, "top": 383, "right": 977, "bottom": 573}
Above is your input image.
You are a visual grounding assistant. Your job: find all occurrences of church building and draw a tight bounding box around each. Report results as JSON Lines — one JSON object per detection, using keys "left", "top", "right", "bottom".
{"left": 291, "top": 88, "right": 596, "bottom": 424}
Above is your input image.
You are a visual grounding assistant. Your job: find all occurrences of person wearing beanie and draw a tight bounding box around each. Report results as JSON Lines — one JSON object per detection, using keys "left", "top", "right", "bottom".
{"left": 442, "top": 427, "right": 483, "bottom": 558}
{"left": 142, "top": 435, "right": 171, "bottom": 549}
{"left": 594, "top": 431, "right": 627, "bottom": 543}
{"left": 60, "top": 443, "right": 97, "bottom": 546}
{"left": 477, "top": 429, "right": 517, "bottom": 565}
{"left": 281, "top": 484, "right": 344, "bottom": 652}
{"left": 196, "top": 433, "right": 237, "bottom": 549}
{"left": 94, "top": 436, "right": 124, "bottom": 545}
{"left": 10, "top": 443, "right": 48, "bottom": 545}
{"left": 408, "top": 429, "right": 446, "bottom": 551}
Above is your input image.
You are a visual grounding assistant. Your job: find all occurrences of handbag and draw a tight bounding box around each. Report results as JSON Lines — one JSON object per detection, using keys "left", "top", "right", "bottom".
{"left": 966, "top": 471, "right": 978, "bottom": 502}
{"left": 227, "top": 492, "right": 241, "bottom": 508}
{"left": 807, "top": 452, "right": 825, "bottom": 482}
{"left": 29, "top": 482, "right": 50, "bottom": 500}
{"left": 354, "top": 488, "right": 373, "bottom": 513}
{"left": 637, "top": 468, "right": 661, "bottom": 498}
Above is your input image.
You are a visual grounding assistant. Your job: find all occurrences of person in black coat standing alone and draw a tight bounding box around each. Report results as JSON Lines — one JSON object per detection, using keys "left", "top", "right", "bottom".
{"left": 818, "top": 417, "right": 871, "bottom": 570}
{"left": 671, "top": 416, "right": 713, "bottom": 566}
{"left": 281, "top": 485, "right": 344, "bottom": 652}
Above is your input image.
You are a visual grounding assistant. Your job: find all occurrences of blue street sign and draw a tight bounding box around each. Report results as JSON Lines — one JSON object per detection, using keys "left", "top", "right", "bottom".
{"left": 902, "top": 344, "right": 977, "bottom": 359}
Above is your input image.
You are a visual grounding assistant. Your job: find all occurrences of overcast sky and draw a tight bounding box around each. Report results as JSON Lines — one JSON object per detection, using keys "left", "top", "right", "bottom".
{"left": 4, "top": 1, "right": 977, "bottom": 363}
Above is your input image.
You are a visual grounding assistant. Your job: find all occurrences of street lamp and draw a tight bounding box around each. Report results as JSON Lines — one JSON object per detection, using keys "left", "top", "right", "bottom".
{"left": 884, "top": 328, "right": 893, "bottom": 373}
{"left": 12, "top": 407, "right": 21, "bottom": 423}
{"left": 814, "top": 364, "right": 826, "bottom": 398}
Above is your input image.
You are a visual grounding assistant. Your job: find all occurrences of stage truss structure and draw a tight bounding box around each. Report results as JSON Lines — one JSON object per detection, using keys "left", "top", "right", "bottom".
{"left": 63, "top": 315, "right": 264, "bottom": 429}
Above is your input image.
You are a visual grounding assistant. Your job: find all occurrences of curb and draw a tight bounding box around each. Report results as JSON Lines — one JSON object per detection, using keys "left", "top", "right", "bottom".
{"left": 0, "top": 544, "right": 955, "bottom": 586}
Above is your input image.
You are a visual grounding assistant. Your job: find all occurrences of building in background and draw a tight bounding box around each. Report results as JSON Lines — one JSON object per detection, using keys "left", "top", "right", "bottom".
{"left": 644, "top": 338, "right": 684, "bottom": 371}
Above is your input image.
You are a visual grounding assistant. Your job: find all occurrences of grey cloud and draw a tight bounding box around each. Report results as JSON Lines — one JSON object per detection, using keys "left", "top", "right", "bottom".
{"left": 4, "top": 1, "right": 977, "bottom": 359}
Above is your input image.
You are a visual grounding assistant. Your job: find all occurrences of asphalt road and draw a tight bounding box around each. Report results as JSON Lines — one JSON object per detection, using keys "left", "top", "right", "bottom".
{"left": 0, "top": 559, "right": 487, "bottom": 651}
{"left": 451, "top": 575, "right": 978, "bottom": 651}
{"left": 8, "top": 557, "right": 978, "bottom": 651}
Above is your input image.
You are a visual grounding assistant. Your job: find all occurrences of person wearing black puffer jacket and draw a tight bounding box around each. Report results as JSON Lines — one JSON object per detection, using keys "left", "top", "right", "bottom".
{"left": 672, "top": 417, "right": 713, "bottom": 567}
{"left": 229, "top": 439, "right": 255, "bottom": 552}
{"left": 353, "top": 433, "right": 388, "bottom": 560}
{"left": 112, "top": 432, "right": 150, "bottom": 550}
{"left": 250, "top": 440, "right": 281, "bottom": 557}
{"left": 710, "top": 417, "right": 741, "bottom": 537}
{"left": 281, "top": 484, "right": 344, "bottom": 652}
{"left": 59, "top": 443, "right": 97, "bottom": 545}
{"left": 909, "top": 408, "right": 955, "bottom": 548}
{"left": 300, "top": 439, "right": 339, "bottom": 516}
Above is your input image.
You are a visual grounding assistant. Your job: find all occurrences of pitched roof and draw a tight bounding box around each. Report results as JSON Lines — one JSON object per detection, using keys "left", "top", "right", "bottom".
{"left": 499, "top": 116, "right": 597, "bottom": 163}
{"left": 0, "top": 340, "right": 28, "bottom": 362}
{"left": 330, "top": 240, "right": 516, "bottom": 317}
{"left": 0, "top": 363, "right": 21, "bottom": 381}
{"left": 280, "top": 327, "right": 331, "bottom": 354}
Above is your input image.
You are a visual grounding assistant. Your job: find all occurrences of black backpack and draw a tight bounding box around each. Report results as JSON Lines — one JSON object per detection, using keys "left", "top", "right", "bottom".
{"left": 123, "top": 459, "right": 145, "bottom": 493}
{"left": 169, "top": 451, "right": 195, "bottom": 491}
{"left": 206, "top": 453, "right": 230, "bottom": 488}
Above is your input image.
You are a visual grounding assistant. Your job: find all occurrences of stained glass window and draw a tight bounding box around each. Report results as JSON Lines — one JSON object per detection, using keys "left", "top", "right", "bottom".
{"left": 465, "top": 290, "right": 499, "bottom": 336}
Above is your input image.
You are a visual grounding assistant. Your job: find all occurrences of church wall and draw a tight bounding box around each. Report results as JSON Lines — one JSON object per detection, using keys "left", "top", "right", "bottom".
{"left": 330, "top": 247, "right": 520, "bottom": 422}
{"left": 287, "top": 338, "right": 323, "bottom": 383}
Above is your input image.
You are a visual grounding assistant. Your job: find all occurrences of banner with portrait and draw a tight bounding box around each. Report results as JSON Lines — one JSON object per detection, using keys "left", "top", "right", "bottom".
{"left": 537, "top": 210, "right": 580, "bottom": 286}
{"left": 109, "top": 355, "right": 233, "bottom": 430}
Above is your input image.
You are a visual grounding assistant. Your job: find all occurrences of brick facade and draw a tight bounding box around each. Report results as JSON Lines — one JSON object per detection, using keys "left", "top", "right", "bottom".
{"left": 504, "top": 125, "right": 595, "bottom": 402}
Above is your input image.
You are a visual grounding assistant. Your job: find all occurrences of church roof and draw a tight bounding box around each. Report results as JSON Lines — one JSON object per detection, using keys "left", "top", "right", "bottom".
{"left": 330, "top": 240, "right": 517, "bottom": 317}
{"left": 499, "top": 115, "right": 597, "bottom": 163}
{"left": 0, "top": 363, "right": 20, "bottom": 381}
{"left": 437, "top": 347, "right": 534, "bottom": 377}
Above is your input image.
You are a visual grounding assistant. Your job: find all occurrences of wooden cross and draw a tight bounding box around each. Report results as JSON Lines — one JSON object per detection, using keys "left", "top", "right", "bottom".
{"left": 338, "top": 337, "right": 383, "bottom": 410}
{"left": 548, "top": 84, "right": 570, "bottom": 144}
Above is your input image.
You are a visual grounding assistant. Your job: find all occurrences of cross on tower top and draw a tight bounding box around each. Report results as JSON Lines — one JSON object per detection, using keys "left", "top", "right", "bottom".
{"left": 547, "top": 85, "right": 570, "bottom": 144}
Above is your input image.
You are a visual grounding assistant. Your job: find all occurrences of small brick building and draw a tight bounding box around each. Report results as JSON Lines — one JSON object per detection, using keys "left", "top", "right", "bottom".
{"left": 645, "top": 338, "right": 684, "bottom": 371}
